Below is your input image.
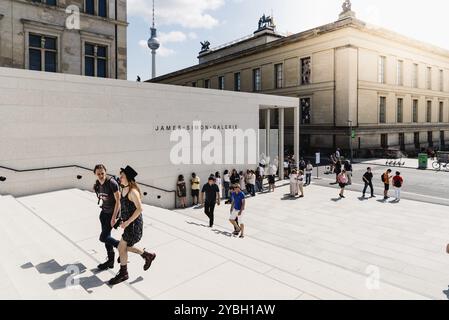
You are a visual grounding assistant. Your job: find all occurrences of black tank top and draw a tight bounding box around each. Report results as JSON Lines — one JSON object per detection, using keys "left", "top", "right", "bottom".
{"left": 120, "top": 191, "right": 137, "bottom": 221}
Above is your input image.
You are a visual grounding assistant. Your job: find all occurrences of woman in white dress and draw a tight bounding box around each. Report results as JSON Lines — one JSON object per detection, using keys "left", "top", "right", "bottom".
{"left": 289, "top": 169, "right": 298, "bottom": 197}
{"left": 297, "top": 170, "right": 305, "bottom": 198}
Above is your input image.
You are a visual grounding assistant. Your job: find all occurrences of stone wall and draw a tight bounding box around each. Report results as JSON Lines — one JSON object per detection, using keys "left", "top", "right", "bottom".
{"left": 0, "top": 0, "right": 127, "bottom": 79}
{"left": 0, "top": 67, "right": 298, "bottom": 208}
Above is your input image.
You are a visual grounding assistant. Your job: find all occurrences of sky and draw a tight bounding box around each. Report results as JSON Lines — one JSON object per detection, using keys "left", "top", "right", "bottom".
{"left": 126, "top": 0, "right": 449, "bottom": 81}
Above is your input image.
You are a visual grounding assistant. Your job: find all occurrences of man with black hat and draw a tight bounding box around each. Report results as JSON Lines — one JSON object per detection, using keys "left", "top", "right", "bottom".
{"left": 201, "top": 176, "right": 220, "bottom": 228}
{"left": 93, "top": 164, "right": 121, "bottom": 271}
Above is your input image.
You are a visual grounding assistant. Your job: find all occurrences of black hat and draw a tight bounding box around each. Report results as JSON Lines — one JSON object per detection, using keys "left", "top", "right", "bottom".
{"left": 120, "top": 165, "right": 138, "bottom": 182}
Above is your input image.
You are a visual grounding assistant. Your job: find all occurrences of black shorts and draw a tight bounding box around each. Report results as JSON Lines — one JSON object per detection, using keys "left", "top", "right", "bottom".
{"left": 268, "top": 175, "right": 275, "bottom": 184}
{"left": 192, "top": 189, "right": 199, "bottom": 197}
{"left": 384, "top": 184, "right": 390, "bottom": 191}
{"left": 339, "top": 183, "right": 347, "bottom": 188}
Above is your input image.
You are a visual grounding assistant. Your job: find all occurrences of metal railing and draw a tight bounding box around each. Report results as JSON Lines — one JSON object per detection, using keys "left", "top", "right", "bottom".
{"left": 0, "top": 164, "right": 176, "bottom": 205}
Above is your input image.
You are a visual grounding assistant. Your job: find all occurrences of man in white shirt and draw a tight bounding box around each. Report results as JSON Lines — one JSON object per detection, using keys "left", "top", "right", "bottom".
{"left": 305, "top": 161, "right": 313, "bottom": 185}
{"left": 247, "top": 170, "right": 256, "bottom": 197}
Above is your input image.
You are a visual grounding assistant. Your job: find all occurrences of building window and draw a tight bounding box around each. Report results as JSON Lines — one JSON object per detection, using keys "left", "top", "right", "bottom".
{"left": 439, "top": 101, "right": 444, "bottom": 122}
{"left": 412, "top": 63, "right": 418, "bottom": 88}
{"left": 85, "top": 0, "right": 107, "bottom": 17}
{"left": 428, "top": 131, "right": 434, "bottom": 147}
{"left": 378, "top": 56, "right": 386, "bottom": 84}
{"left": 441, "top": 131, "right": 445, "bottom": 147}
{"left": 274, "top": 63, "right": 283, "bottom": 89}
{"left": 300, "top": 98, "right": 311, "bottom": 124}
{"left": 427, "top": 67, "right": 432, "bottom": 90}
{"left": 426, "top": 100, "right": 432, "bottom": 123}
{"left": 29, "top": 33, "right": 57, "bottom": 72}
{"left": 440, "top": 70, "right": 444, "bottom": 92}
{"left": 85, "top": 0, "right": 95, "bottom": 14}
{"left": 218, "top": 76, "right": 225, "bottom": 90}
{"left": 234, "top": 72, "right": 241, "bottom": 91}
{"left": 412, "top": 99, "right": 418, "bottom": 123}
{"left": 85, "top": 43, "right": 107, "bottom": 77}
{"left": 301, "top": 134, "right": 311, "bottom": 153}
{"left": 397, "top": 60, "right": 403, "bottom": 86}
{"left": 399, "top": 133, "right": 405, "bottom": 151}
{"left": 414, "top": 132, "right": 420, "bottom": 149}
{"left": 204, "top": 79, "right": 210, "bottom": 89}
{"left": 98, "top": 0, "right": 107, "bottom": 18}
{"left": 300, "top": 57, "right": 311, "bottom": 85}
{"left": 379, "top": 97, "right": 386, "bottom": 123}
{"left": 32, "top": 0, "right": 57, "bottom": 5}
{"left": 191, "top": 81, "right": 197, "bottom": 87}
{"left": 253, "top": 68, "right": 261, "bottom": 92}
{"left": 381, "top": 134, "right": 388, "bottom": 149}
{"left": 397, "top": 98, "right": 403, "bottom": 123}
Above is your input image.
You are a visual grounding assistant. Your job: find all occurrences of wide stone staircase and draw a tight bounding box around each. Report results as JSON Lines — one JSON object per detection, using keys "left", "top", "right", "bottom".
{"left": 0, "top": 185, "right": 447, "bottom": 300}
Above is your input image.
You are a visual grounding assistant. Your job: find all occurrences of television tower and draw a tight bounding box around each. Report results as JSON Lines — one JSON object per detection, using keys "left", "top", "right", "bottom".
{"left": 147, "top": 0, "right": 160, "bottom": 79}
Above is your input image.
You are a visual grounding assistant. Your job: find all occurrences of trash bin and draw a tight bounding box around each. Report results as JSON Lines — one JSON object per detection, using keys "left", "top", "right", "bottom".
{"left": 418, "top": 153, "right": 428, "bottom": 170}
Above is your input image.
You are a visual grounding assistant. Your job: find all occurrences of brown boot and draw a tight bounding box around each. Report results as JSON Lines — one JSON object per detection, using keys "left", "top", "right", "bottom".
{"left": 108, "top": 265, "right": 129, "bottom": 286}
{"left": 141, "top": 251, "right": 156, "bottom": 271}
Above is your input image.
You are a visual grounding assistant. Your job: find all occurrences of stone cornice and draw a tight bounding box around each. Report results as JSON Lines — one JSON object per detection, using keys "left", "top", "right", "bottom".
{"left": 151, "top": 17, "right": 449, "bottom": 83}
{"left": 21, "top": 18, "right": 65, "bottom": 31}
{"left": 80, "top": 30, "right": 114, "bottom": 41}
{"left": 12, "top": 0, "right": 128, "bottom": 26}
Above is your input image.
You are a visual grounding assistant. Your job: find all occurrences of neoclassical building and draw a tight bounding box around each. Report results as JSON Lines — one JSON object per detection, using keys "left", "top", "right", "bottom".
{"left": 151, "top": 3, "right": 449, "bottom": 156}
{"left": 0, "top": 0, "right": 127, "bottom": 79}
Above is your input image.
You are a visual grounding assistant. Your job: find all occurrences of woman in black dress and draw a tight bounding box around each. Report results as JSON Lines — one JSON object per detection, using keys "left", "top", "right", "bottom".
{"left": 177, "top": 175, "right": 187, "bottom": 208}
{"left": 108, "top": 165, "right": 156, "bottom": 286}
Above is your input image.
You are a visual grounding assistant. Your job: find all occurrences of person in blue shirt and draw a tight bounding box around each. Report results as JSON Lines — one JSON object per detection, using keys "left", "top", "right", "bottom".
{"left": 229, "top": 184, "right": 246, "bottom": 238}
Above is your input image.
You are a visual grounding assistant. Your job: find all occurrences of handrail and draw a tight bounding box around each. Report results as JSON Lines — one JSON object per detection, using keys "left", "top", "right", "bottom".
{"left": 0, "top": 164, "right": 176, "bottom": 194}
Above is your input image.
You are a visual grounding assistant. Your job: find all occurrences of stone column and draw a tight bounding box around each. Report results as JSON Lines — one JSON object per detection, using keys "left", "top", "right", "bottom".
{"left": 266, "top": 109, "right": 271, "bottom": 162}
{"left": 279, "top": 107, "right": 285, "bottom": 180}
{"left": 294, "top": 106, "right": 300, "bottom": 168}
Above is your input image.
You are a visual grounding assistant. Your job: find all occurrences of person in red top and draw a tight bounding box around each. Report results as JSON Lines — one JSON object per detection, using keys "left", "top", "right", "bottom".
{"left": 392, "top": 171, "right": 404, "bottom": 202}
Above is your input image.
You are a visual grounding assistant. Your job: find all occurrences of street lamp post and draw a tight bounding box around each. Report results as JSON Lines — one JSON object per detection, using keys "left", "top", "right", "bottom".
{"left": 348, "top": 120, "right": 353, "bottom": 162}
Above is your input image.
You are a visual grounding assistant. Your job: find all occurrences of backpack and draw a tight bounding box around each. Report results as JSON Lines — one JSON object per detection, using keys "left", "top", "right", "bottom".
{"left": 380, "top": 173, "right": 386, "bottom": 183}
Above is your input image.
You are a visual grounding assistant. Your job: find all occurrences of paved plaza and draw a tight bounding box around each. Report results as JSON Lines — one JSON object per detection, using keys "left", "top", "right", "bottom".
{"left": 1, "top": 175, "right": 449, "bottom": 300}
{"left": 314, "top": 161, "right": 449, "bottom": 206}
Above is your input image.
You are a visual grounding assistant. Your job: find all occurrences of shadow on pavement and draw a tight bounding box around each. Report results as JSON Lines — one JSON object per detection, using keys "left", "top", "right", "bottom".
{"left": 186, "top": 221, "right": 209, "bottom": 228}
{"left": 281, "top": 194, "right": 298, "bottom": 201}
{"left": 129, "top": 276, "right": 144, "bottom": 285}
{"left": 212, "top": 229, "right": 233, "bottom": 237}
{"left": 443, "top": 286, "right": 449, "bottom": 300}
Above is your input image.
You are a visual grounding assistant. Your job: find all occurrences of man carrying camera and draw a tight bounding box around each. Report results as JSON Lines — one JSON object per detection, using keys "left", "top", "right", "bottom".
{"left": 93, "top": 164, "right": 121, "bottom": 270}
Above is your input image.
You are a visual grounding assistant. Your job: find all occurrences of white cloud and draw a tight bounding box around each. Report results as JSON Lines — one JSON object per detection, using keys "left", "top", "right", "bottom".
{"left": 188, "top": 32, "right": 198, "bottom": 40}
{"left": 159, "top": 31, "right": 187, "bottom": 43}
{"left": 158, "top": 46, "right": 176, "bottom": 57}
{"left": 128, "top": 0, "right": 225, "bottom": 29}
{"left": 139, "top": 40, "right": 175, "bottom": 57}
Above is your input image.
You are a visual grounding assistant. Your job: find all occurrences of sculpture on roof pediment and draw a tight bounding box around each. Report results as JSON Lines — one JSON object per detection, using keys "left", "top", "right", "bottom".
{"left": 257, "top": 14, "right": 275, "bottom": 31}
{"left": 200, "top": 41, "right": 210, "bottom": 52}
{"left": 342, "top": 0, "right": 352, "bottom": 13}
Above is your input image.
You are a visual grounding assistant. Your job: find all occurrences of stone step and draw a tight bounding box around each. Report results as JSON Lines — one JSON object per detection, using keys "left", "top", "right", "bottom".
{"left": 0, "top": 195, "right": 142, "bottom": 299}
